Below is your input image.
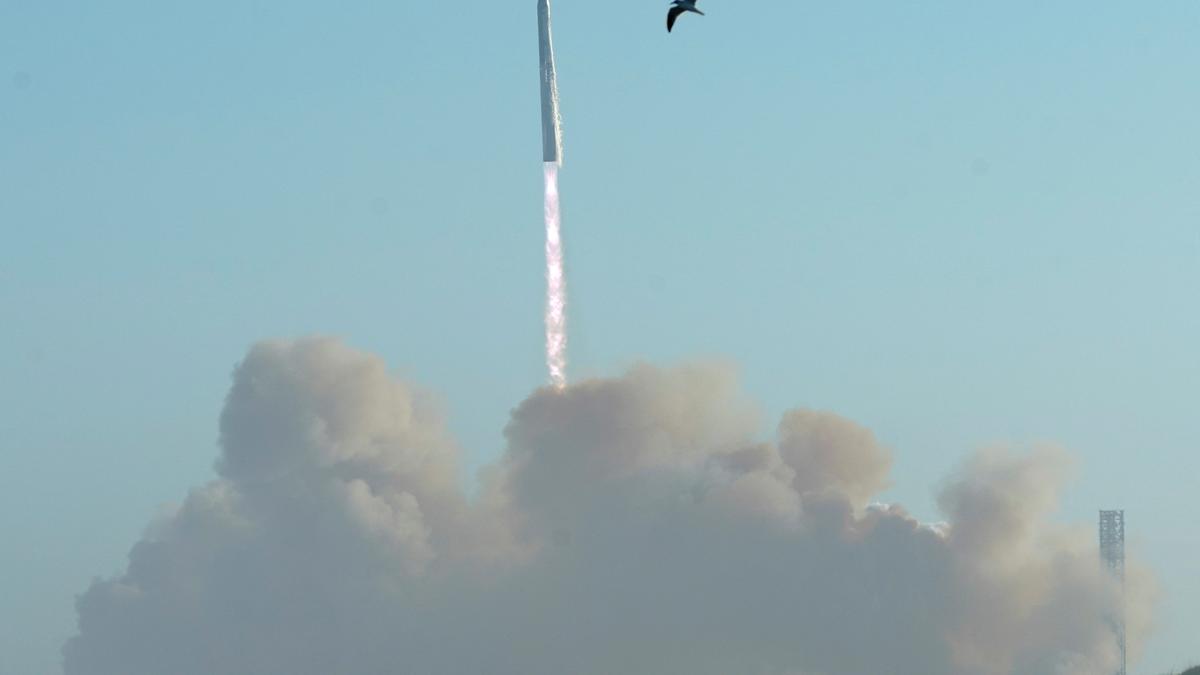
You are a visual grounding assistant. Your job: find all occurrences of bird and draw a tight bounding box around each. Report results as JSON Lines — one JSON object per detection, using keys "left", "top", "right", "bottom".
{"left": 667, "top": 0, "right": 704, "bottom": 32}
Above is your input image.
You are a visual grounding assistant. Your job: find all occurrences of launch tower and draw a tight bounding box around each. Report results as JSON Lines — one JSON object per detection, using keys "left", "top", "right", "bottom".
{"left": 1099, "top": 509, "right": 1126, "bottom": 675}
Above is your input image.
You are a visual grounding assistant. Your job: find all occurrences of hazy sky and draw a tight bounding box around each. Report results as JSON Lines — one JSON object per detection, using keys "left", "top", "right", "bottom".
{"left": 2, "top": 1, "right": 1198, "bottom": 673}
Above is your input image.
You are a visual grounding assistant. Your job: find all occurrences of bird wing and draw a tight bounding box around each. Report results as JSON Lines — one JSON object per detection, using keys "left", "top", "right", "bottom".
{"left": 667, "top": 6, "right": 684, "bottom": 31}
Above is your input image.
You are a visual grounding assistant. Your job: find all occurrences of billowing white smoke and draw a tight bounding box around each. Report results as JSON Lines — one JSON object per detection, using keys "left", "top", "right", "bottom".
{"left": 543, "top": 162, "right": 566, "bottom": 388}
{"left": 63, "top": 338, "right": 1153, "bottom": 675}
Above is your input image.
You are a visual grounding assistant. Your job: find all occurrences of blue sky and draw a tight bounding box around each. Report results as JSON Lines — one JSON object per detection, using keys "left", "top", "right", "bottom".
{"left": 2, "top": 1, "right": 1197, "bottom": 673}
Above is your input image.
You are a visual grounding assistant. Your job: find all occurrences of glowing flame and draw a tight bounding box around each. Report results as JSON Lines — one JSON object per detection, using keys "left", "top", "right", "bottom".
{"left": 543, "top": 162, "right": 567, "bottom": 389}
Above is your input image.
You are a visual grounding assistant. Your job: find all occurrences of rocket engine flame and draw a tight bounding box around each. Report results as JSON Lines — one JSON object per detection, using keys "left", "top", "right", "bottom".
{"left": 544, "top": 162, "right": 567, "bottom": 388}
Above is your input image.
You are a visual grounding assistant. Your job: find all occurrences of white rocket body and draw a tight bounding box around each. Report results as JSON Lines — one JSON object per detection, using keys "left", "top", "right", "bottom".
{"left": 538, "top": 0, "right": 563, "bottom": 165}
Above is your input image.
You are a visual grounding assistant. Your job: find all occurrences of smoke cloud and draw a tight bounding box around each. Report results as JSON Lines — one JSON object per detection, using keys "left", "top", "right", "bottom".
{"left": 63, "top": 338, "right": 1152, "bottom": 675}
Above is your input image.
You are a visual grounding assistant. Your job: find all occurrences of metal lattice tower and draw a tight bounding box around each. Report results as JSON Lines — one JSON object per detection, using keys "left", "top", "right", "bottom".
{"left": 1099, "top": 510, "right": 1126, "bottom": 675}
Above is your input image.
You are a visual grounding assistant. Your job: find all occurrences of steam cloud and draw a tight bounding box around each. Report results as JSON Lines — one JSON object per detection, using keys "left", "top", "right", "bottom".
{"left": 64, "top": 338, "right": 1152, "bottom": 675}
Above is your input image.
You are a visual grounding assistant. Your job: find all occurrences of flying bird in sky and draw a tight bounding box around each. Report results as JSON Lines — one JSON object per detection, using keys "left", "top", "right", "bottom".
{"left": 667, "top": 0, "right": 704, "bottom": 32}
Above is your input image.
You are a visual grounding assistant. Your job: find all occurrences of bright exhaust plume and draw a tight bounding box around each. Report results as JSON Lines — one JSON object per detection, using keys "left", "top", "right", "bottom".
{"left": 543, "top": 162, "right": 567, "bottom": 388}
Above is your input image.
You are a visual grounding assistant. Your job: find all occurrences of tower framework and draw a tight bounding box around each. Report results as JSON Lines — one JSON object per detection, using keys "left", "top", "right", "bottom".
{"left": 1099, "top": 510, "right": 1126, "bottom": 675}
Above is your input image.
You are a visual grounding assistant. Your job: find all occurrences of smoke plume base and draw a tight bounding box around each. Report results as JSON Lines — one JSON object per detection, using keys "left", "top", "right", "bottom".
{"left": 63, "top": 338, "right": 1152, "bottom": 675}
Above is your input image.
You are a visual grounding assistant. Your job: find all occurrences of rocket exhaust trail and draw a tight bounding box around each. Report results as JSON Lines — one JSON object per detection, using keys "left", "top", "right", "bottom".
{"left": 538, "top": 0, "right": 566, "bottom": 388}
{"left": 543, "top": 163, "right": 566, "bottom": 389}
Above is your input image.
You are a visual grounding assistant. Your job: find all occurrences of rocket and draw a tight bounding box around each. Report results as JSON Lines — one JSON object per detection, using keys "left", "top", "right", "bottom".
{"left": 538, "top": 0, "right": 568, "bottom": 388}
{"left": 538, "top": 0, "right": 563, "bottom": 165}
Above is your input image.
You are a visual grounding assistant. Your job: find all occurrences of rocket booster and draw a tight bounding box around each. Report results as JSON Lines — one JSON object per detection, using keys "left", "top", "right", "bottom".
{"left": 538, "top": 0, "right": 567, "bottom": 388}
{"left": 538, "top": 0, "right": 563, "bottom": 165}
